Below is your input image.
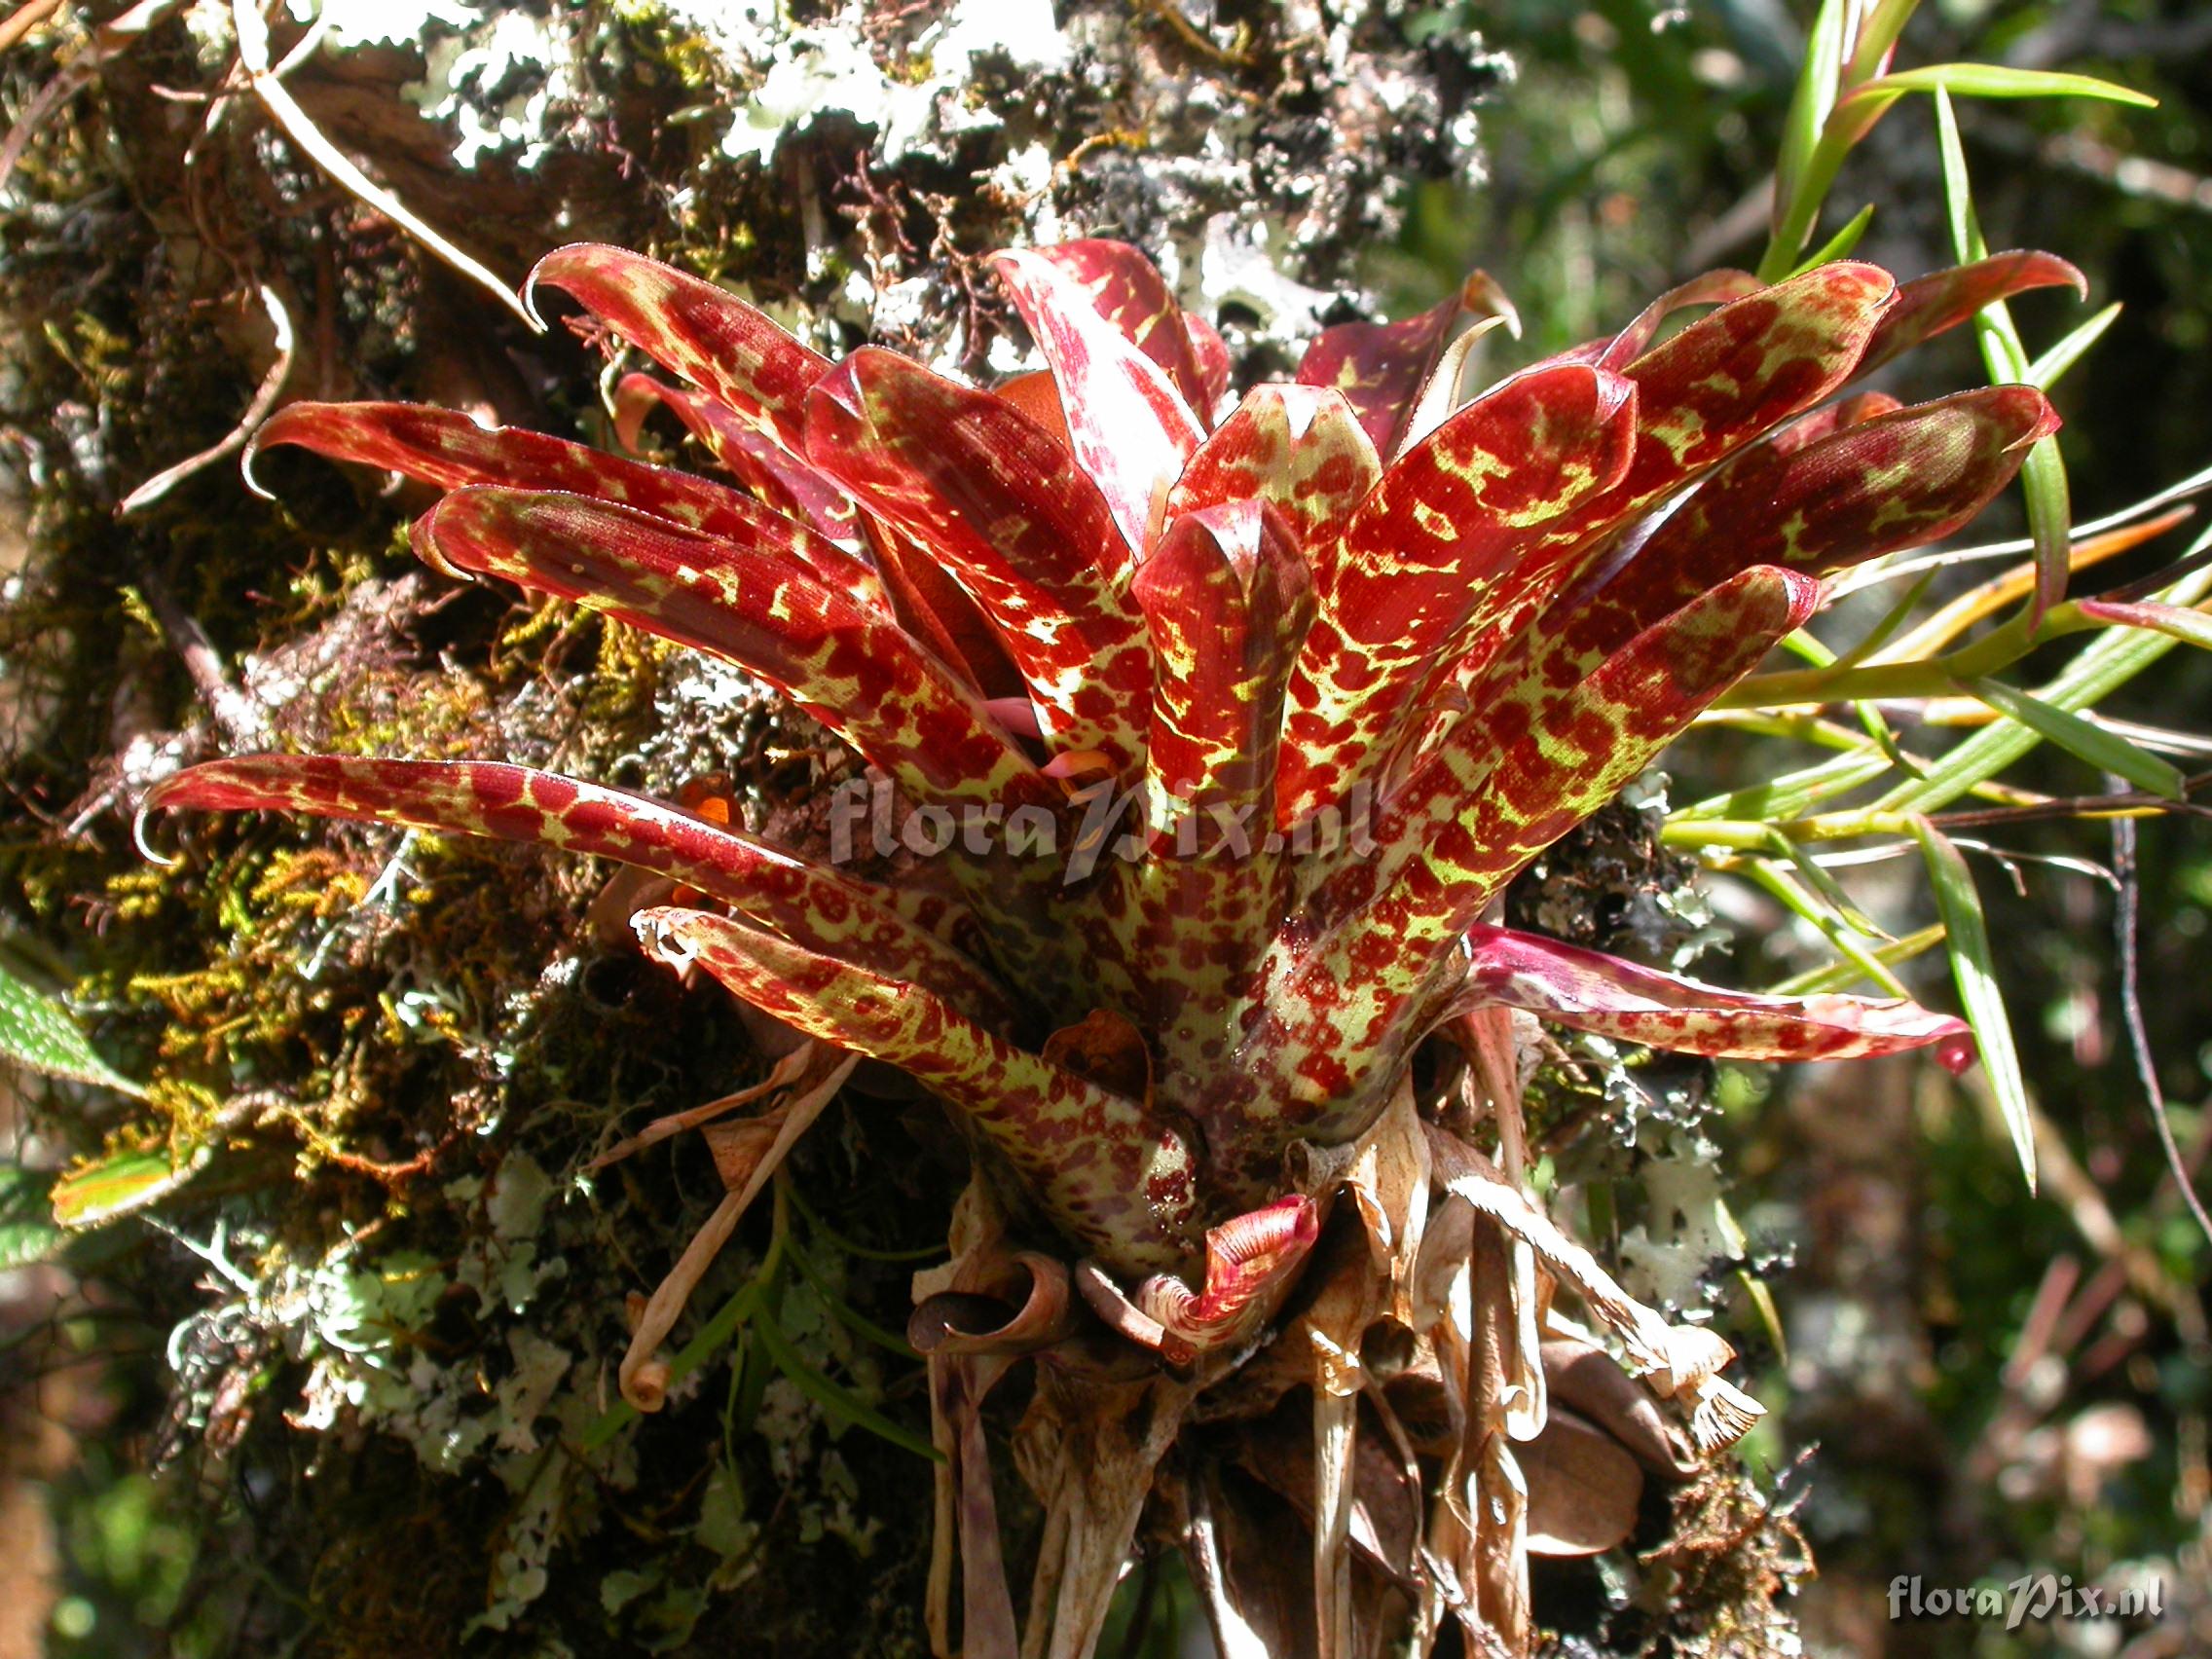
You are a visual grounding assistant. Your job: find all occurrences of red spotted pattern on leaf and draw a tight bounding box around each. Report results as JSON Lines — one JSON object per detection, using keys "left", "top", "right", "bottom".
{"left": 1456, "top": 924, "right": 1976, "bottom": 1071}
{"left": 1003, "top": 239, "right": 1214, "bottom": 415}
{"left": 143, "top": 756, "right": 1008, "bottom": 1018}
{"left": 642, "top": 906, "right": 1199, "bottom": 1276}
{"left": 611, "top": 372, "right": 861, "bottom": 543}
{"left": 1168, "top": 385, "right": 1382, "bottom": 556}
{"left": 1134, "top": 1195, "right": 1321, "bottom": 1353}
{"left": 1124, "top": 500, "right": 1313, "bottom": 1115}
{"left": 530, "top": 243, "right": 832, "bottom": 454}
{"left": 993, "top": 246, "right": 1203, "bottom": 559}
{"left": 804, "top": 349, "right": 1152, "bottom": 771}
{"left": 251, "top": 401, "right": 770, "bottom": 537}
{"left": 1852, "top": 251, "right": 2086, "bottom": 386}
{"left": 419, "top": 487, "right": 1051, "bottom": 810}
{"left": 1471, "top": 384, "right": 2058, "bottom": 717}
{"left": 1208, "top": 566, "right": 1825, "bottom": 1188}
{"left": 169, "top": 240, "right": 2031, "bottom": 1279}
{"left": 1277, "top": 361, "right": 1639, "bottom": 822}
{"left": 1295, "top": 283, "right": 1470, "bottom": 459}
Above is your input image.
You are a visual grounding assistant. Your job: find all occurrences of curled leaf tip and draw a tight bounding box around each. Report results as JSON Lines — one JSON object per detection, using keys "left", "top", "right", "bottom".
{"left": 622, "top": 1358, "right": 670, "bottom": 1414}
{"left": 130, "top": 796, "right": 178, "bottom": 868}
{"left": 238, "top": 435, "right": 277, "bottom": 500}
{"left": 520, "top": 241, "right": 595, "bottom": 334}
{"left": 1935, "top": 1028, "right": 1979, "bottom": 1076}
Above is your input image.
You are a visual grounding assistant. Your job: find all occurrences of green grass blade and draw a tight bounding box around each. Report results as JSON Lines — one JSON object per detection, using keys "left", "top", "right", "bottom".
{"left": 1842, "top": 0, "right": 1918, "bottom": 87}
{"left": 789, "top": 1243, "right": 920, "bottom": 1358}
{"left": 1773, "top": 0, "right": 1851, "bottom": 240}
{"left": 1934, "top": 87, "right": 1976, "bottom": 258}
{"left": 1677, "top": 746, "right": 1893, "bottom": 822}
{"left": 1865, "top": 64, "right": 2157, "bottom": 107}
{"left": 750, "top": 1309, "right": 940, "bottom": 1463}
{"left": 1910, "top": 820, "right": 2035, "bottom": 1189}
{"left": 1830, "top": 569, "right": 1941, "bottom": 670}
{"left": 1962, "top": 678, "right": 2185, "bottom": 800}
{"left": 1789, "top": 203, "right": 1876, "bottom": 277}
{"left": 2026, "top": 303, "right": 2121, "bottom": 389}
{"left": 1935, "top": 87, "right": 2072, "bottom": 627}
{"left": 1879, "top": 566, "right": 2212, "bottom": 812}
{"left": 1777, "top": 841, "right": 1891, "bottom": 940}
{"left": 1768, "top": 923, "right": 1946, "bottom": 996}
{"left": 1742, "top": 858, "right": 1908, "bottom": 996}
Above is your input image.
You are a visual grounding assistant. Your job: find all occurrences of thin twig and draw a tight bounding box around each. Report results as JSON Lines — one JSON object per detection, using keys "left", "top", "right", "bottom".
{"left": 135, "top": 566, "right": 270, "bottom": 750}
{"left": 2109, "top": 792, "right": 2212, "bottom": 1246}
{"left": 229, "top": 0, "right": 538, "bottom": 331}
{"left": 120, "top": 282, "right": 295, "bottom": 514}
{"left": 0, "top": 0, "right": 63, "bottom": 54}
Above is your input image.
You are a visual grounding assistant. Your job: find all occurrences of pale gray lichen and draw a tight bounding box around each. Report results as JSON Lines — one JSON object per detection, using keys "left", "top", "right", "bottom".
{"left": 697, "top": 0, "right": 1073, "bottom": 166}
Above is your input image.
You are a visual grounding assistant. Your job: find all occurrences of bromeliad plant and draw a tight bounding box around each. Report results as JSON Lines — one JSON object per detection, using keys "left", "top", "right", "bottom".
{"left": 142, "top": 235, "right": 2080, "bottom": 1653}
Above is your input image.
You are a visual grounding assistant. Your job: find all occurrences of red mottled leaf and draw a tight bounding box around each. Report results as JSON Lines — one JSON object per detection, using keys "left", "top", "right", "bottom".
{"left": 1213, "top": 566, "right": 1825, "bottom": 1185}
{"left": 1479, "top": 385, "right": 2058, "bottom": 706}
{"left": 1768, "top": 388, "right": 1903, "bottom": 456}
{"left": 1134, "top": 1195, "right": 1320, "bottom": 1354}
{"left": 1003, "top": 240, "right": 1212, "bottom": 413}
{"left": 1456, "top": 924, "right": 1975, "bottom": 1069}
{"left": 1183, "top": 312, "right": 1232, "bottom": 418}
{"left": 638, "top": 906, "right": 1199, "bottom": 1276}
{"left": 1132, "top": 501, "right": 1311, "bottom": 839}
{"left": 249, "top": 401, "right": 773, "bottom": 537}
{"left": 861, "top": 516, "right": 1031, "bottom": 706}
{"left": 529, "top": 244, "right": 832, "bottom": 454}
{"left": 1294, "top": 260, "right": 1901, "bottom": 823}
{"left": 1852, "top": 250, "right": 2085, "bottom": 383}
{"left": 1166, "top": 384, "right": 1382, "bottom": 555}
{"left": 804, "top": 349, "right": 1152, "bottom": 770}
{"left": 418, "top": 487, "right": 1051, "bottom": 810}
{"left": 1599, "top": 261, "right": 1896, "bottom": 478}
{"left": 1295, "top": 281, "right": 1467, "bottom": 459}
{"left": 993, "top": 247, "right": 1203, "bottom": 559}
{"left": 990, "top": 369, "right": 1072, "bottom": 447}
{"left": 1124, "top": 501, "right": 1313, "bottom": 1106}
{"left": 142, "top": 756, "right": 1008, "bottom": 1019}
{"left": 1589, "top": 269, "right": 1763, "bottom": 369}
{"left": 611, "top": 372, "right": 860, "bottom": 543}
{"left": 1277, "top": 361, "right": 1639, "bottom": 821}
{"left": 1626, "top": 383, "right": 2054, "bottom": 578}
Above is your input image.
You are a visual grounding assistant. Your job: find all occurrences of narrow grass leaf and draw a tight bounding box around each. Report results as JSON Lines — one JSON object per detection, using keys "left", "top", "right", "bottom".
{"left": 1676, "top": 746, "right": 1893, "bottom": 823}
{"left": 751, "top": 1307, "right": 941, "bottom": 1462}
{"left": 1935, "top": 88, "right": 2072, "bottom": 627}
{"left": 2026, "top": 303, "right": 2121, "bottom": 389}
{"left": 1770, "top": 923, "right": 1945, "bottom": 997}
{"left": 1910, "top": 820, "right": 2035, "bottom": 1188}
{"left": 1742, "top": 859, "right": 1908, "bottom": 996}
{"left": 1963, "top": 678, "right": 2185, "bottom": 799}
{"left": 1789, "top": 203, "right": 1876, "bottom": 276}
{"left": 1771, "top": 0, "right": 1851, "bottom": 253}
{"left": 1866, "top": 64, "right": 2157, "bottom": 107}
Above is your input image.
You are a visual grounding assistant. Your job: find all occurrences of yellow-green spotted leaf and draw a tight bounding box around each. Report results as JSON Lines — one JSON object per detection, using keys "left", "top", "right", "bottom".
{"left": 0, "top": 959, "right": 145, "bottom": 1097}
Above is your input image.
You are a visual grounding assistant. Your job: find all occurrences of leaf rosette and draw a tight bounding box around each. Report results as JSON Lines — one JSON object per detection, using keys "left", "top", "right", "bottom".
{"left": 140, "top": 235, "right": 2077, "bottom": 1655}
